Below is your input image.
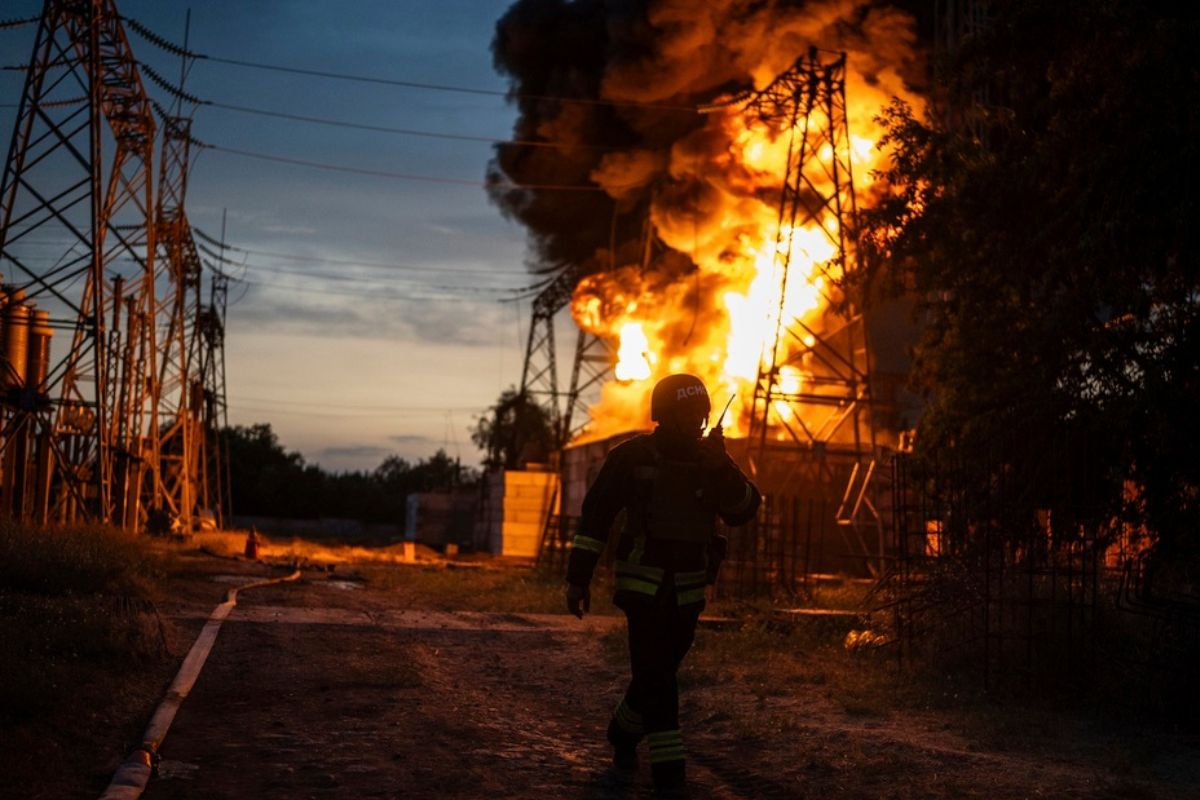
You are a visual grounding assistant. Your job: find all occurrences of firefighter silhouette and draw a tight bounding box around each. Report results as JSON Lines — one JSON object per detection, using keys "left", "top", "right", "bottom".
{"left": 566, "top": 373, "right": 761, "bottom": 794}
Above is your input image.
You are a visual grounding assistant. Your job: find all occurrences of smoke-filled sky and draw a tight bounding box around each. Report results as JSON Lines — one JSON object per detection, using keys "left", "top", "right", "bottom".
{"left": 0, "top": 0, "right": 536, "bottom": 472}
{"left": 0, "top": 0, "right": 926, "bottom": 471}
{"left": 488, "top": 0, "right": 924, "bottom": 438}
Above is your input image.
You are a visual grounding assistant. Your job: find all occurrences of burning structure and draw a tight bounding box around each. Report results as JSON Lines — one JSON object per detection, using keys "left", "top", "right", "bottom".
{"left": 489, "top": 0, "right": 924, "bottom": 577}
{"left": 485, "top": 0, "right": 1198, "bottom": 705}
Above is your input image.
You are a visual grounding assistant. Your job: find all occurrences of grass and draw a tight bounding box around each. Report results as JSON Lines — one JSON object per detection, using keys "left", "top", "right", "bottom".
{"left": 0, "top": 522, "right": 198, "bottom": 798}
{"left": 680, "top": 613, "right": 905, "bottom": 718}
{"left": 358, "top": 561, "right": 622, "bottom": 615}
{"left": 0, "top": 522, "right": 170, "bottom": 722}
{"left": 0, "top": 520, "right": 161, "bottom": 597}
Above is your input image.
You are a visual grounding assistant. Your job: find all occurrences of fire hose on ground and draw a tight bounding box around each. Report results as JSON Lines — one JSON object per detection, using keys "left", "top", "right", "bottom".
{"left": 98, "top": 566, "right": 302, "bottom": 800}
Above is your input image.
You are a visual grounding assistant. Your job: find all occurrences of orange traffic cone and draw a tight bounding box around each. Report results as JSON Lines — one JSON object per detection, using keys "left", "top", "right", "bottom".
{"left": 244, "top": 529, "right": 260, "bottom": 560}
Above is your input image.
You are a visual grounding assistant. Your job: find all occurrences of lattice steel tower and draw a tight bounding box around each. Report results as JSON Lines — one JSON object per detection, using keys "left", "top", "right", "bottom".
{"left": 710, "top": 49, "right": 885, "bottom": 565}
{"left": 0, "top": 2, "right": 162, "bottom": 526}
{"left": 517, "top": 270, "right": 570, "bottom": 448}
{"left": 196, "top": 240, "right": 231, "bottom": 527}
{"left": 153, "top": 60, "right": 205, "bottom": 532}
{"left": 737, "top": 51, "right": 874, "bottom": 458}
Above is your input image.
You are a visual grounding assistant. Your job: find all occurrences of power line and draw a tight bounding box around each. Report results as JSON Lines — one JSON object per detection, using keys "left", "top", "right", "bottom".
{"left": 195, "top": 140, "right": 617, "bottom": 193}
{"left": 197, "top": 248, "right": 554, "bottom": 297}
{"left": 191, "top": 231, "right": 557, "bottom": 298}
{"left": 141, "top": 64, "right": 613, "bottom": 152}
{"left": 138, "top": 60, "right": 621, "bottom": 153}
{"left": 237, "top": 276, "right": 541, "bottom": 304}
{"left": 121, "top": 15, "right": 698, "bottom": 113}
{"left": 202, "top": 56, "right": 698, "bottom": 112}
{"left": 10, "top": 235, "right": 534, "bottom": 277}
{"left": 0, "top": 16, "right": 38, "bottom": 30}
{"left": 235, "top": 260, "right": 552, "bottom": 294}
{"left": 205, "top": 100, "right": 615, "bottom": 151}
{"left": 192, "top": 228, "right": 533, "bottom": 276}
{"left": 233, "top": 395, "right": 485, "bottom": 411}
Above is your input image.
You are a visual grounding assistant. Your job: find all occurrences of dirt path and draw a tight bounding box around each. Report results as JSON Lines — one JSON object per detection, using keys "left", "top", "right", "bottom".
{"left": 141, "top": 572, "right": 1198, "bottom": 799}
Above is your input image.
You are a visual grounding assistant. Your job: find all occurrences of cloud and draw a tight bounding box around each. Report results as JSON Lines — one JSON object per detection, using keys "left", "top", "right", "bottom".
{"left": 230, "top": 285, "right": 510, "bottom": 345}
{"left": 316, "top": 444, "right": 390, "bottom": 460}
{"left": 389, "top": 434, "right": 434, "bottom": 445}
{"left": 261, "top": 224, "right": 317, "bottom": 235}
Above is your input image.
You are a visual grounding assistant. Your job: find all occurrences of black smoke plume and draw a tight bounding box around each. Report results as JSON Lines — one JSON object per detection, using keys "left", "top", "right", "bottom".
{"left": 487, "top": 0, "right": 926, "bottom": 284}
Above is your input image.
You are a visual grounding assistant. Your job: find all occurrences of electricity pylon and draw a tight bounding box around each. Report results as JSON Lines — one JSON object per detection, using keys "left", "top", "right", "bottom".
{"left": 0, "top": 1, "right": 161, "bottom": 526}
{"left": 518, "top": 271, "right": 571, "bottom": 446}
{"left": 518, "top": 268, "right": 617, "bottom": 450}
{"left": 709, "top": 48, "right": 886, "bottom": 573}
{"left": 153, "top": 111, "right": 204, "bottom": 532}
{"left": 196, "top": 254, "right": 231, "bottom": 527}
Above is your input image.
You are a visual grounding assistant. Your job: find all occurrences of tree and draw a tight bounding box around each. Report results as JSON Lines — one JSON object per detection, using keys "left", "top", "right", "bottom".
{"left": 861, "top": 1, "right": 1199, "bottom": 575}
{"left": 222, "top": 425, "right": 479, "bottom": 525}
{"left": 471, "top": 387, "right": 555, "bottom": 470}
{"left": 221, "top": 423, "right": 321, "bottom": 519}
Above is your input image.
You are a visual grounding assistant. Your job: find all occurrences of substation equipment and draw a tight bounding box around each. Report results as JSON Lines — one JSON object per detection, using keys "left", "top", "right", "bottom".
{"left": 0, "top": 2, "right": 230, "bottom": 531}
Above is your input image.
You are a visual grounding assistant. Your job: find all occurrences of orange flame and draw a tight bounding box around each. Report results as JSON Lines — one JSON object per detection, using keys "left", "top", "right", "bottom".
{"left": 615, "top": 322, "right": 653, "bottom": 381}
{"left": 569, "top": 32, "right": 922, "bottom": 443}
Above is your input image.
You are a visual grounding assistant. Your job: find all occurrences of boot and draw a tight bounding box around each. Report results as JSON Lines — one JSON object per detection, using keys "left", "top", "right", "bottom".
{"left": 651, "top": 759, "right": 687, "bottom": 797}
{"left": 606, "top": 717, "right": 638, "bottom": 771}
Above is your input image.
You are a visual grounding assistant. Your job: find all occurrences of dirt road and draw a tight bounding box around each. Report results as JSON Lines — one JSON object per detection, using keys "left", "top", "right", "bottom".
{"left": 141, "top": 570, "right": 1198, "bottom": 799}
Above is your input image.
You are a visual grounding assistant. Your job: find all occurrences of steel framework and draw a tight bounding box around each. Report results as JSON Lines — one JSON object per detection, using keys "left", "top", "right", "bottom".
{"left": 562, "top": 327, "right": 611, "bottom": 443}
{"left": 0, "top": 1, "right": 162, "bottom": 525}
{"left": 195, "top": 243, "right": 231, "bottom": 526}
{"left": 0, "top": 1, "right": 229, "bottom": 531}
{"left": 517, "top": 270, "right": 569, "bottom": 445}
{"left": 154, "top": 110, "right": 204, "bottom": 531}
{"left": 517, "top": 268, "right": 616, "bottom": 449}
{"left": 710, "top": 48, "right": 887, "bottom": 573}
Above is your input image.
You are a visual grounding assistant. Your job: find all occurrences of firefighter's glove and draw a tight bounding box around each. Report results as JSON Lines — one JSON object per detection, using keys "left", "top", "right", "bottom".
{"left": 566, "top": 583, "right": 591, "bottom": 619}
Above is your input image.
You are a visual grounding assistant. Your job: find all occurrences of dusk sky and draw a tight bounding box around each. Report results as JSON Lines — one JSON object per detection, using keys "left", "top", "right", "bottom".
{"left": 0, "top": 0, "right": 549, "bottom": 472}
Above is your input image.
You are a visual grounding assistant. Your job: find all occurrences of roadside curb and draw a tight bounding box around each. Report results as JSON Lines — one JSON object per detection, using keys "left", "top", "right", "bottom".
{"left": 98, "top": 567, "right": 302, "bottom": 800}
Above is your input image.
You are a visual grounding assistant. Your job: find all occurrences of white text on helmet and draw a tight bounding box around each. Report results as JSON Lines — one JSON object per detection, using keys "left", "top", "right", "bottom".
{"left": 676, "top": 385, "right": 706, "bottom": 400}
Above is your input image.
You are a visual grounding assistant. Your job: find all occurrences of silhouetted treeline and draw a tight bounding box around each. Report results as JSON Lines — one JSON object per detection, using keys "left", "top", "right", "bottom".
{"left": 862, "top": 0, "right": 1199, "bottom": 565}
{"left": 223, "top": 423, "right": 477, "bottom": 524}
{"left": 859, "top": 0, "right": 1199, "bottom": 709}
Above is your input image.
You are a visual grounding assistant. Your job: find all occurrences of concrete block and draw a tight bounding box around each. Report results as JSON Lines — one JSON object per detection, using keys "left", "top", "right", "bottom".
{"left": 500, "top": 521, "right": 543, "bottom": 539}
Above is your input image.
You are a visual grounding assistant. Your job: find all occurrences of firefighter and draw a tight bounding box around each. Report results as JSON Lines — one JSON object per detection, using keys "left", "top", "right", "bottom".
{"left": 566, "top": 373, "right": 761, "bottom": 795}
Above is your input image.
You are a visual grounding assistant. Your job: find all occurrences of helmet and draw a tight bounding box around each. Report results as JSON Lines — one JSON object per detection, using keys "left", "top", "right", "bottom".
{"left": 650, "top": 373, "right": 710, "bottom": 423}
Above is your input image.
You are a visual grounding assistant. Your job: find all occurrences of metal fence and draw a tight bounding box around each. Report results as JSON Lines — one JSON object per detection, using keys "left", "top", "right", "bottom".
{"left": 887, "top": 439, "right": 1200, "bottom": 707}
{"left": 535, "top": 490, "right": 866, "bottom": 601}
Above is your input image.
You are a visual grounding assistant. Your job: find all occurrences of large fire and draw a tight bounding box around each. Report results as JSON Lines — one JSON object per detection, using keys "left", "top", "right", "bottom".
{"left": 570, "top": 44, "right": 921, "bottom": 442}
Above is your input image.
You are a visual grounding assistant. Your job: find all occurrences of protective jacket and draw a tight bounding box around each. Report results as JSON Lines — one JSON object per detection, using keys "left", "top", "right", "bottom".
{"left": 566, "top": 427, "right": 761, "bottom": 605}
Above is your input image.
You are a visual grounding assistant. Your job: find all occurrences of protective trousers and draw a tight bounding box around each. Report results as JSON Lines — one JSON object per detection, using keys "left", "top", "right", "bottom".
{"left": 609, "top": 580, "right": 703, "bottom": 785}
